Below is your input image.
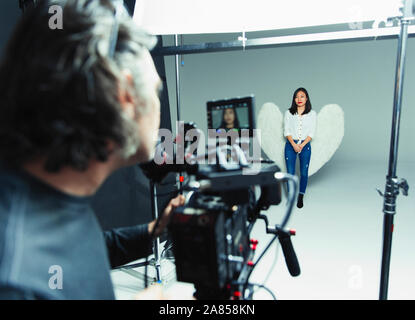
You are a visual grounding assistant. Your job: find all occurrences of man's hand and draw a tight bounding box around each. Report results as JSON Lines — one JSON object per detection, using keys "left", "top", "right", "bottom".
{"left": 135, "top": 283, "right": 195, "bottom": 300}
{"left": 135, "top": 284, "right": 167, "bottom": 300}
{"left": 148, "top": 194, "right": 185, "bottom": 238}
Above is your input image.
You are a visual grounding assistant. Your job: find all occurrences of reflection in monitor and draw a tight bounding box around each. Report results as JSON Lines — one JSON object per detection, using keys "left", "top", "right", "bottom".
{"left": 207, "top": 96, "right": 255, "bottom": 137}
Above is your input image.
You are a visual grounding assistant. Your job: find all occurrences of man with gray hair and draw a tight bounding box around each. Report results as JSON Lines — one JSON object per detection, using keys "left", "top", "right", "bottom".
{"left": 0, "top": 0, "right": 183, "bottom": 299}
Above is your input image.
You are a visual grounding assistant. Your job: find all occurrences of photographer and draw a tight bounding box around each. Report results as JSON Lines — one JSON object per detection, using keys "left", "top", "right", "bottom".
{"left": 0, "top": 0, "right": 183, "bottom": 299}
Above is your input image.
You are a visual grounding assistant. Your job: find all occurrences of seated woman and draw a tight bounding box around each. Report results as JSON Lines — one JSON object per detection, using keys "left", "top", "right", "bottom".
{"left": 284, "top": 87, "right": 317, "bottom": 209}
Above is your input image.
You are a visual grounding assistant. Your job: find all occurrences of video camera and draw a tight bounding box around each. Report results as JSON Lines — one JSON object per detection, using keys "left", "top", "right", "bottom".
{"left": 169, "top": 162, "right": 288, "bottom": 300}
{"left": 140, "top": 96, "right": 300, "bottom": 300}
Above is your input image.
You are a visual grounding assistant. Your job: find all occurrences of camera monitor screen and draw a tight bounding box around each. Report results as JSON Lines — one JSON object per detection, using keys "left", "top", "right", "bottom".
{"left": 207, "top": 96, "right": 255, "bottom": 137}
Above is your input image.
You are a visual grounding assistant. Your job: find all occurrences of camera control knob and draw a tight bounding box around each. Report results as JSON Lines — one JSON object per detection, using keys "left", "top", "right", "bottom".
{"left": 250, "top": 239, "right": 258, "bottom": 245}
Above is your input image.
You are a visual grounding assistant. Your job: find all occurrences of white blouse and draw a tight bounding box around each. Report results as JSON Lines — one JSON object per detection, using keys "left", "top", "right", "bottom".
{"left": 284, "top": 110, "right": 317, "bottom": 141}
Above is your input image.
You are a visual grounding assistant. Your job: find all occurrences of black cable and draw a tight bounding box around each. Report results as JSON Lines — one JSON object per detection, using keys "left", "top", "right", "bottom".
{"left": 251, "top": 283, "right": 277, "bottom": 300}
{"left": 262, "top": 239, "right": 280, "bottom": 286}
{"left": 232, "top": 281, "right": 277, "bottom": 300}
{"left": 249, "top": 283, "right": 277, "bottom": 300}
{"left": 243, "top": 234, "right": 279, "bottom": 293}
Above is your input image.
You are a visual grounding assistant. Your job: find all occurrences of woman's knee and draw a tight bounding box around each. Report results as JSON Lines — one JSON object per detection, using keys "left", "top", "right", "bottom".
{"left": 300, "top": 166, "right": 309, "bottom": 178}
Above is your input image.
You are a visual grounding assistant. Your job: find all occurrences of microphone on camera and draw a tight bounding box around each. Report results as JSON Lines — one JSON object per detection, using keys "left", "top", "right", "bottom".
{"left": 276, "top": 228, "right": 301, "bottom": 277}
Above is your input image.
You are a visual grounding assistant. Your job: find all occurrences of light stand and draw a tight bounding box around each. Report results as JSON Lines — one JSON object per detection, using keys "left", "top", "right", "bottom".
{"left": 117, "top": 179, "right": 166, "bottom": 286}
{"left": 150, "top": 180, "right": 162, "bottom": 283}
{"left": 377, "top": 0, "right": 413, "bottom": 301}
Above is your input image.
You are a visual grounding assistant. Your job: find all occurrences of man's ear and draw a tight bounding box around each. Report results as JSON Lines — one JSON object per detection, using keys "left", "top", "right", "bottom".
{"left": 118, "top": 71, "right": 136, "bottom": 118}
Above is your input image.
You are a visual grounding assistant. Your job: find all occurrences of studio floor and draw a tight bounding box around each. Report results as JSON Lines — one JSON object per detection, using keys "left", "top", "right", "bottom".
{"left": 110, "top": 160, "right": 415, "bottom": 300}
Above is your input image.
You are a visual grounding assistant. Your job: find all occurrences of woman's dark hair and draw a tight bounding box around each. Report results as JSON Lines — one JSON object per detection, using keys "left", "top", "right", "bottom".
{"left": 0, "top": 0, "right": 156, "bottom": 172}
{"left": 219, "top": 108, "right": 240, "bottom": 129}
{"left": 289, "top": 87, "right": 312, "bottom": 115}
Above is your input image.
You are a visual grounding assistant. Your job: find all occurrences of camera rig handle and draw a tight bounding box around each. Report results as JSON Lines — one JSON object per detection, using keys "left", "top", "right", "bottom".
{"left": 275, "top": 227, "right": 300, "bottom": 277}
{"left": 259, "top": 215, "right": 301, "bottom": 277}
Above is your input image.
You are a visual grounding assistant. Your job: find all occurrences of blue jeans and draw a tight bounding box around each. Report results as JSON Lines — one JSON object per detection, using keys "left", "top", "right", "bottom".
{"left": 284, "top": 140, "right": 311, "bottom": 194}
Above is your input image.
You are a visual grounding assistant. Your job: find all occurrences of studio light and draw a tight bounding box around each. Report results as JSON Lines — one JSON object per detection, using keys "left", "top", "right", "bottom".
{"left": 134, "top": 0, "right": 402, "bottom": 35}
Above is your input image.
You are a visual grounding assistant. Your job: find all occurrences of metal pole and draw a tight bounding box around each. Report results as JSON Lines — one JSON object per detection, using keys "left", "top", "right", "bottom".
{"left": 174, "top": 34, "right": 183, "bottom": 193}
{"left": 174, "top": 34, "right": 181, "bottom": 122}
{"left": 379, "top": 15, "right": 409, "bottom": 300}
{"left": 150, "top": 181, "right": 162, "bottom": 282}
{"left": 152, "top": 30, "right": 415, "bottom": 57}
{"left": 388, "top": 22, "right": 408, "bottom": 179}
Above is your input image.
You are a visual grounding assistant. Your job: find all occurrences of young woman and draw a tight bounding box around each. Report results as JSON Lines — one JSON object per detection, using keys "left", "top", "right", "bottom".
{"left": 284, "top": 88, "right": 317, "bottom": 208}
{"left": 220, "top": 108, "right": 240, "bottom": 130}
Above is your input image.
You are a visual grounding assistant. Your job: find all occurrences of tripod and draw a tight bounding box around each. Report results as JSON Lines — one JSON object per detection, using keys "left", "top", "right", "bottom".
{"left": 117, "top": 179, "right": 175, "bottom": 287}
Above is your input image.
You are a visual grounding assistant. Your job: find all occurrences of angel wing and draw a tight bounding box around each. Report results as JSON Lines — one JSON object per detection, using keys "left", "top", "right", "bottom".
{"left": 257, "top": 102, "right": 286, "bottom": 172}
{"left": 257, "top": 102, "right": 344, "bottom": 177}
{"left": 309, "top": 104, "right": 344, "bottom": 176}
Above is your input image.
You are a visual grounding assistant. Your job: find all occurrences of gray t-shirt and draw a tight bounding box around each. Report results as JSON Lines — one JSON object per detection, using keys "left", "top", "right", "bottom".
{"left": 0, "top": 167, "right": 151, "bottom": 299}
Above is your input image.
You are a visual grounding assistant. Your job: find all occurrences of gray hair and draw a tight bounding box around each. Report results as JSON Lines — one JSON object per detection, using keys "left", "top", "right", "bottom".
{"left": 0, "top": 0, "right": 157, "bottom": 171}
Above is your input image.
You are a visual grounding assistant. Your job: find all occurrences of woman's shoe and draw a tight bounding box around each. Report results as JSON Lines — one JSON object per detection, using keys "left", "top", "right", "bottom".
{"left": 297, "top": 194, "right": 304, "bottom": 208}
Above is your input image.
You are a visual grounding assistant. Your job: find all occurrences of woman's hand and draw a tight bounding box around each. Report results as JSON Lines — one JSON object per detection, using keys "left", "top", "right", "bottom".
{"left": 292, "top": 143, "right": 302, "bottom": 153}
{"left": 299, "top": 138, "right": 311, "bottom": 152}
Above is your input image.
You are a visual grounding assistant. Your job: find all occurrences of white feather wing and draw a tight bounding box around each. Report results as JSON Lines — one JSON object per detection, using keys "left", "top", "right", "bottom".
{"left": 257, "top": 102, "right": 286, "bottom": 171}
{"left": 309, "top": 104, "right": 344, "bottom": 176}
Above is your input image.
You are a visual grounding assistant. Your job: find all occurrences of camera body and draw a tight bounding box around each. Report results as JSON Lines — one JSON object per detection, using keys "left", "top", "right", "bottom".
{"left": 170, "top": 192, "right": 251, "bottom": 289}
{"left": 168, "top": 164, "right": 282, "bottom": 299}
